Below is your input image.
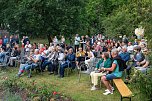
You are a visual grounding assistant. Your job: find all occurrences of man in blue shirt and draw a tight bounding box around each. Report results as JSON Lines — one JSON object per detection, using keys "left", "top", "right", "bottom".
{"left": 119, "top": 46, "right": 130, "bottom": 62}
{"left": 59, "top": 48, "right": 75, "bottom": 78}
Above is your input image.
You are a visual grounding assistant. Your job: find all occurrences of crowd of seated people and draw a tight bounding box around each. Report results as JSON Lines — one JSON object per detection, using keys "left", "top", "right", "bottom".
{"left": 0, "top": 34, "right": 150, "bottom": 96}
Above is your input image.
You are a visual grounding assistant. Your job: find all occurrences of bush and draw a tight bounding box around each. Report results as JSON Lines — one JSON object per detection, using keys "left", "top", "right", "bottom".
{"left": 134, "top": 66, "right": 152, "bottom": 101}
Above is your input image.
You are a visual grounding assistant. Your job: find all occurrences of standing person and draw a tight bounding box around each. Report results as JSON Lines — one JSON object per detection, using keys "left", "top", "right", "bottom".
{"left": 61, "top": 36, "right": 65, "bottom": 44}
{"left": 74, "top": 34, "right": 80, "bottom": 53}
{"left": 10, "top": 35, "right": 15, "bottom": 48}
{"left": 122, "top": 35, "right": 128, "bottom": 45}
{"left": 21, "top": 36, "right": 26, "bottom": 48}
{"left": 3, "top": 35, "right": 9, "bottom": 47}
{"left": 23, "top": 36, "right": 30, "bottom": 47}
{"left": 80, "top": 36, "right": 85, "bottom": 51}
{"left": 24, "top": 41, "right": 32, "bottom": 55}
{"left": 0, "top": 37, "right": 3, "bottom": 47}
{"left": 60, "top": 36, "right": 65, "bottom": 49}
{"left": 90, "top": 36, "right": 95, "bottom": 46}
{"left": 14, "top": 35, "right": 19, "bottom": 44}
{"left": 53, "top": 36, "right": 58, "bottom": 46}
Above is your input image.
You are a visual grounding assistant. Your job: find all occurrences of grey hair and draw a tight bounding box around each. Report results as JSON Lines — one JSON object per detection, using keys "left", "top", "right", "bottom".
{"left": 111, "top": 48, "right": 118, "bottom": 55}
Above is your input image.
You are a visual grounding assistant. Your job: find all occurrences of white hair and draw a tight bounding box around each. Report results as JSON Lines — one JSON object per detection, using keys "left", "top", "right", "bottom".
{"left": 111, "top": 48, "right": 118, "bottom": 55}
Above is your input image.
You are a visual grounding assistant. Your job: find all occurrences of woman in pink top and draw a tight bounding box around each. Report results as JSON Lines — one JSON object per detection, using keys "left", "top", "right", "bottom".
{"left": 94, "top": 42, "right": 102, "bottom": 52}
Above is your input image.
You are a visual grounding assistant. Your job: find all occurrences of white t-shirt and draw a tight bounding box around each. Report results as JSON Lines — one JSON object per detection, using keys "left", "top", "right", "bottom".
{"left": 58, "top": 53, "right": 65, "bottom": 61}
{"left": 33, "top": 54, "right": 41, "bottom": 61}
{"left": 74, "top": 37, "right": 80, "bottom": 45}
{"left": 25, "top": 44, "right": 32, "bottom": 52}
{"left": 127, "top": 45, "right": 134, "bottom": 52}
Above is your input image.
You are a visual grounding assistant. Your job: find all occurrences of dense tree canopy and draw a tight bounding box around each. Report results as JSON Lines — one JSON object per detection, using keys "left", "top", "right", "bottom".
{"left": 0, "top": 0, "right": 152, "bottom": 40}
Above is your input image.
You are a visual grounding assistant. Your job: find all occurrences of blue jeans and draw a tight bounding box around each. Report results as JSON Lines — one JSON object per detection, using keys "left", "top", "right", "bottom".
{"left": 18, "top": 63, "right": 38, "bottom": 75}
{"left": 41, "top": 60, "right": 52, "bottom": 70}
{"left": 59, "top": 61, "right": 74, "bottom": 76}
{"left": 0, "top": 52, "right": 5, "bottom": 63}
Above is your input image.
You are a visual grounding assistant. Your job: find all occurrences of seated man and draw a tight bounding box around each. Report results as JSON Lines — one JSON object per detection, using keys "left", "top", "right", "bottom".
{"left": 76, "top": 47, "right": 86, "bottom": 69}
{"left": 90, "top": 52, "right": 112, "bottom": 90}
{"left": 129, "top": 52, "right": 149, "bottom": 83}
{"left": 126, "top": 46, "right": 145, "bottom": 79}
{"left": 119, "top": 46, "right": 130, "bottom": 63}
{"left": 135, "top": 49, "right": 149, "bottom": 73}
{"left": 41, "top": 47, "right": 59, "bottom": 74}
{"left": 59, "top": 48, "right": 75, "bottom": 78}
{"left": 17, "top": 49, "right": 41, "bottom": 77}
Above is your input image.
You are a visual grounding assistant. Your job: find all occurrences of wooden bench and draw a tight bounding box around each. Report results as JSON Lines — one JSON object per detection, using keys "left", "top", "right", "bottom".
{"left": 113, "top": 78, "right": 132, "bottom": 101}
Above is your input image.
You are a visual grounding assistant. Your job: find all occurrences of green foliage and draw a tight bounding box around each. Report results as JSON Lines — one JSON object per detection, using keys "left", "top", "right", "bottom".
{"left": 133, "top": 68, "right": 152, "bottom": 101}
{"left": 0, "top": 0, "right": 152, "bottom": 40}
{"left": 3, "top": 90, "right": 22, "bottom": 101}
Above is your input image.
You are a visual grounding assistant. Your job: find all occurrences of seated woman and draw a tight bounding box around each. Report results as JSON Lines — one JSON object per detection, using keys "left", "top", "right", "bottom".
{"left": 7, "top": 46, "right": 20, "bottom": 66}
{"left": 90, "top": 52, "right": 112, "bottom": 90}
{"left": 126, "top": 46, "right": 145, "bottom": 79}
{"left": 129, "top": 50, "right": 150, "bottom": 83}
{"left": 76, "top": 47, "right": 86, "bottom": 69}
{"left": 101, "top": 49, "right": 123, "bottom": 95}
{"left": 84, "top": 45, "right": 95, "bottom": 74}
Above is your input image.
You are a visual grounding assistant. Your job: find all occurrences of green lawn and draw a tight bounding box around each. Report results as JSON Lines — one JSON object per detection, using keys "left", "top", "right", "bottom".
{"left": 0, "top": 67, "right": 140, "bottom": 101}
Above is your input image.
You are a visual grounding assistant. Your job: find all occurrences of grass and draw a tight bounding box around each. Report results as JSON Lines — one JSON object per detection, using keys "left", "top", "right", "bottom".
{"left": 0, "top": 67, "right": 141, "bottom": 101}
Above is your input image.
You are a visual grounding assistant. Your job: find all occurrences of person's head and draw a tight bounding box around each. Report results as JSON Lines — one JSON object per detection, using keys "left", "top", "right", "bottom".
{"left": 86, "top": 45, "right": 91, "bottom": 51}
{"left": 85, "top": 35, "right": 88, "bottom": 38}
{"left": 97, "top": 42, "right": 100, "bottom": 46}
{"left": 81, "top": 36, "right": 84, "bottom": 39}
{"left": 23, "top": 36, "right": 25, "bottom": 39}
{"left": 76, "top": 34, "right": 79, "bottom": 37}
{"left": 68, "top": 48, "right": 73, "bottom": 54}
{"left": 107, "top": 46, "right": 112, "bottom": 52}
{"left": 128, "top": 42, "right": 132, "bottom": 46}
{"left": 26, "top": 41, "right": 29, "bottom": 45}
{"left": 39, "top": 44, "right": 44, "bottom": 49}
{"left": 78, "top": 47, "right": 83, "bottom": 52}
{"left": 4, "top": 35, "right": 7, "bottom": 38}
{"left": 101, "top": 52, "right": 109, "bottom": 59}
{"left": 134, "top": 46, "right": 141, "bottom": 53}
{"left": 34, "top": 49, "right": 39, "bottom": 55}
{"left": 15, "top": 35, "right": 18, "bottom": 38}
{"left": 140, "top": 43, "right": 146, "bottom": 49}
{"left": 122, "top": 46, "right": 127, "bottom": 53}
{"left": 111, "top": 49, "right": 118, "bottom": 58}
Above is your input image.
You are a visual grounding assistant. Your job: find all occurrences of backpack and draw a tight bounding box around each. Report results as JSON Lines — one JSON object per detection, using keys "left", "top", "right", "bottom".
{"left": 113, "top": 56, "right": 127, "bottom": 71}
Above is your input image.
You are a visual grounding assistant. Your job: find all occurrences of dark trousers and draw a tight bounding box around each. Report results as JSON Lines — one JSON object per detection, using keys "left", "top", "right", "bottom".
{"left": 48, "top": 62, "right": 58, "bottom": 74}
{"left": 41, "top": 60, "right": 52, "bottom": 70}
{"left": 75, "top": 45, "right": 79, "bottom": 53}
{"left": 126, "top": 62, "right": 137, "bottom": 78}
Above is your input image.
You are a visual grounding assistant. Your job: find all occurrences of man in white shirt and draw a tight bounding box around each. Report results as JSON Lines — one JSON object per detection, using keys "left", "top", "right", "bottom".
{"left": 17, "top": 49, "right": 41, "bottom": 77}
{"left": 127, "top": 42, "right": 134, "bottom": 53}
